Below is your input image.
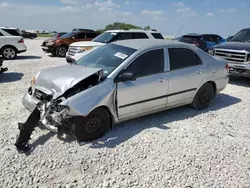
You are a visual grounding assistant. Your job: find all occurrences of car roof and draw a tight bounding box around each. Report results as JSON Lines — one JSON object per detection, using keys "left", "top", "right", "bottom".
{"left": 112, "top": 39, "right": 193, "bottom": 50}
{"left": 105, "top": 29, "right": 160, "bottom": 33}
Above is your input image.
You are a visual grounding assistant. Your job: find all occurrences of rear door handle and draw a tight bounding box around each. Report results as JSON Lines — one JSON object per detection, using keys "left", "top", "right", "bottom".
{"left": 196, "top": 69, "right": 203, "bottom": 74}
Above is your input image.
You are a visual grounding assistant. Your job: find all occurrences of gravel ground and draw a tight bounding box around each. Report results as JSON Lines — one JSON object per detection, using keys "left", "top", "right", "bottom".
{"left": 0, "top": 39, "right": 250, "bottom": 188}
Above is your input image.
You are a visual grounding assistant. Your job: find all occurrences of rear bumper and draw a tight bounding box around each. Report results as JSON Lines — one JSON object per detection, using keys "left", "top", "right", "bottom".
{"left": 18, "top": 49, "right": 27, "bottom": 53}
{"left": 215, "top": 76, "right": 229, "bottom": 93}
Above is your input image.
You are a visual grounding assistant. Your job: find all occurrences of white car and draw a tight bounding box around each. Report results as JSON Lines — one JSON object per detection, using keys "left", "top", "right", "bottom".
{"left": 66, "top": 29, "right": 165, "bottom": 63}
{"left": 0, "top": 27, "right": 27, "bottom": 59}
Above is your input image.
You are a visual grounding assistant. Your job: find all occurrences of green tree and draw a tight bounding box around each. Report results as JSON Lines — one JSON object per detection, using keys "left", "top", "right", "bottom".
{"left": 96, "top": 22, "right": 152, "bottom": 33}
{"left": 143, "top": 26, "right": 151, "bottom": 30}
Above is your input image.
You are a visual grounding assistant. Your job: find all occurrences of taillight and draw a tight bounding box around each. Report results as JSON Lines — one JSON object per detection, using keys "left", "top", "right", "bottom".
{"left": 18, "top": 38, "right": 24, "bottom": 43}
{"left": 225, "top": 63, "right": 229, "bottom": 71}
{"left": 57, "top": 34, "right": 60, "bottom": 38}
{"left": 193, "top": 42, "right": 200, "bottom": 46}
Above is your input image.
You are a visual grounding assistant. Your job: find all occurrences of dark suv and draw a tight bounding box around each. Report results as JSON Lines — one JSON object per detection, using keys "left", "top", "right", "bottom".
{"left": 209, "top": 28, "right": 250, "bottom": 77}
{"left": 42, "top": 29, "right": 100, "bottom": 57}
{"left": 175, "top": 33, "right": 226, "bottom": 52}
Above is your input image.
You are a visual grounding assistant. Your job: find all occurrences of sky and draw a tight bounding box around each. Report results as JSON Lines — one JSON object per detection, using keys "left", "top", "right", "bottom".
{"left": 0, "top": 0, "right": 249, "bottom": 37}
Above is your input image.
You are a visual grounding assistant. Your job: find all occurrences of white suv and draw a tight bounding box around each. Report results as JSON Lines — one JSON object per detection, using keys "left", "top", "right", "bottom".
{"left": 66, "top": 29, "right": 164, "bottom": 63}
{"left": 0, "top": 27, "right": 27, "bottom": 59}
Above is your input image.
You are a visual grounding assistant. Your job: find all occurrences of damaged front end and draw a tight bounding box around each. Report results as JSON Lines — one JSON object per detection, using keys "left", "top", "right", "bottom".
{"left": 15, "top": 66, "right": 105, "bottom": 153}
{"left": 39, "top": 100, "right": 70, "bottom": 134}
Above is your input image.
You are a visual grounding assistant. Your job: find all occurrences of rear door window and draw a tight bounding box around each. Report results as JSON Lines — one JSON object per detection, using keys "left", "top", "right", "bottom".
{"left": 179, "top": 36, "right": 201, "bottom": 43}
{"left": 2, "top": 29, "right": 21, "bottom": 36}
{"left": 115, "top": 33, "right": 132, "bottom": 40}
{"left": 86, "top": 33, "right": 98, "bottom": 38}
{"left": 168, "top": 48, "right": 202, "bottom": 70}
{"left": 151, "top": 33, "right": 164, "bottom": 39}
{"left": 76, "top": 33, "right": 86, "bottom": 39}
{"left": 132, "top": 32, "right": 149, "bottom": 39}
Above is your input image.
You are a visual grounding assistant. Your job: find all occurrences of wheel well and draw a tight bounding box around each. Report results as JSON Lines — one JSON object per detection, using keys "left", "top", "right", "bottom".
{"left": 97, "top": 106, "right": 115, "bottom": 129}
{"left": 206, "top": 81, "right": 216, "bottom": 95}
{"left": 0, "top": 45, "right": 18, "bottom": 53}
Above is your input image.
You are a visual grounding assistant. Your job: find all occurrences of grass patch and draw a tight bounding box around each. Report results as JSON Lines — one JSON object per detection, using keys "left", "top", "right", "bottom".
{"left": 37, "top": 33, "right": 53, "bottom": 38}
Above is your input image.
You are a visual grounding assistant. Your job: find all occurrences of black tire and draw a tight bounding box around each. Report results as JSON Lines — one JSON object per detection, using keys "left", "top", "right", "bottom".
{"left": 71, "top": 107, "right": 111, "bottom": 142}
{"left": 191, "top": 83, "right": 215, "bottom": 110}
{"left": 1, "top": 46, "right": 17, "bottom": 60}
{"left": 55, "top": 46, "right": 67, "bottom": 57}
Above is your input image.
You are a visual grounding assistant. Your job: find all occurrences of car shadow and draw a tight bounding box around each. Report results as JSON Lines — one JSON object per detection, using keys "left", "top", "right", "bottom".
{"left": 31, "top": 132, "right": 55, "bottom": 152}
{"left": 229, "top": 76, "right": 250, "bottom": 87}
{"left": 89, "top": 93, "right": 241, "bottom": 149}
{"left": 15, "top": 56, "right": 41, "bottom": 60}
{"left": 0, "top": 72, "right": 23, "bottom": 83}
{"left": 28, "top": 93, "right": 241, "bottom": 151}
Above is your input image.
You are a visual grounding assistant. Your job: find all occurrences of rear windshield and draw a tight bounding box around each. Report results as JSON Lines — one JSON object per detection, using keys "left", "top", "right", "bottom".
{"left": 2, "top": 29, "right": 21, "bottom": 36}
{"left": 179, "top": 36, "right": 202, "bottom": 42}
{"left": 151, "top": 33, "right": 164, "bottom": 39}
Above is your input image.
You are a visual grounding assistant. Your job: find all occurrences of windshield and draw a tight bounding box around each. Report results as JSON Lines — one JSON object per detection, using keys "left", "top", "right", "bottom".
{"left": 230, "top": 29, "right": 250, "bottom": 43}
{"left": 92, "top": 32, "right": 118, "bottom": 43}
{"left": 60, "top": 32, "right": 75, "bottom": 39}
{"left": 76, "top": 44, "right": 136, "bottom": 77}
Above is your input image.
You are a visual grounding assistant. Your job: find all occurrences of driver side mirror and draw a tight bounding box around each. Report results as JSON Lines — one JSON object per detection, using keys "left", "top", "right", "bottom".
{"left": 115, "top": 72, "right": 136, "bottom": 83}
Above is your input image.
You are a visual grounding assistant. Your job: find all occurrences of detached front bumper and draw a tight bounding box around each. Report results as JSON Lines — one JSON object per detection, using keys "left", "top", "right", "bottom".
{"left": 228, "top": 63, "right": 250, "bottom": 77}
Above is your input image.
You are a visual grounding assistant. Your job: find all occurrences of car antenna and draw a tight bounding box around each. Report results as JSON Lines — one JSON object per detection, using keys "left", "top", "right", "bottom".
{"left": 174, "top": 25, "right": 184, "bottom": 39}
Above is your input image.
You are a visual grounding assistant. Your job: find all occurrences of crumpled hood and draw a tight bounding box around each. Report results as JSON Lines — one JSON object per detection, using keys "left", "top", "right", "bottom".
{"left": 214, "top": 42, "right": 250, "bottom": 51}
{"left": 70, "top": 41, "right": 104, "bottom": 48}
{"left": 34, "top": 64, "right": 102, "bottom": 98}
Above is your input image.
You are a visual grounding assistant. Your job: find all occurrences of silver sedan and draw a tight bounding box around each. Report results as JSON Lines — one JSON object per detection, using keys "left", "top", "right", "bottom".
{"left": 22, "top": 39, "right": 229, "bottom": 142}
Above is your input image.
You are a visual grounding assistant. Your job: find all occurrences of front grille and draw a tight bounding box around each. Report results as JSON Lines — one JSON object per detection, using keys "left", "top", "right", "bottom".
{"left": 214, "top": 50, "right": 247, "bottom": 64}
{"left": 68, "top": 47, "right": 79, "bottom": 56}
{"left": 34, "top": 89, "right": 52, "bottom": 101}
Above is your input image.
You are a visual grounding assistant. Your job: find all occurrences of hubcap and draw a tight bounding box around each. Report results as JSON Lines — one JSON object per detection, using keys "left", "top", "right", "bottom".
{"left": 3, "top": 48, "right": 16, "bottom": 59}
{"left": 58, "top": 47, "right": 66, "bottom": 56}
{"left": 199, "top": 91, "right": 210, "bottom": 104}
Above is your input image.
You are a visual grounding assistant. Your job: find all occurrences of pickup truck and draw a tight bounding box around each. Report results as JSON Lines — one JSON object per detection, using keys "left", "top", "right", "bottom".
{"left": 208, "top": 28, "right": 250, "bottom": 77}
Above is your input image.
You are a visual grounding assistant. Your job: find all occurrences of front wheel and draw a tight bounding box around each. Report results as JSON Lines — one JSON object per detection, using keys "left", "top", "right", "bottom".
{"left": 71, "top": 107, "right": 111, "bottom": 142}
{"left": 191, "top": 83, "right": 215, "bottom": 110}
{"left": 55, "top": 46, "right": 67, "bottom": 57}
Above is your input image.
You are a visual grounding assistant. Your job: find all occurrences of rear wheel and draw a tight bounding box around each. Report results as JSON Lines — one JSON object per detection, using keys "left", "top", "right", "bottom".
{"left": 191, "top": 83, "right": 215, "bottom": 110}
{"left": 1, "top": 46, "right": 17, "bottom": 60}
{"left": 55, "top": 46, "right": 67, "bottom": 57}
{"left": 71, "top": 107, "right": 111, "bottom": 142}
